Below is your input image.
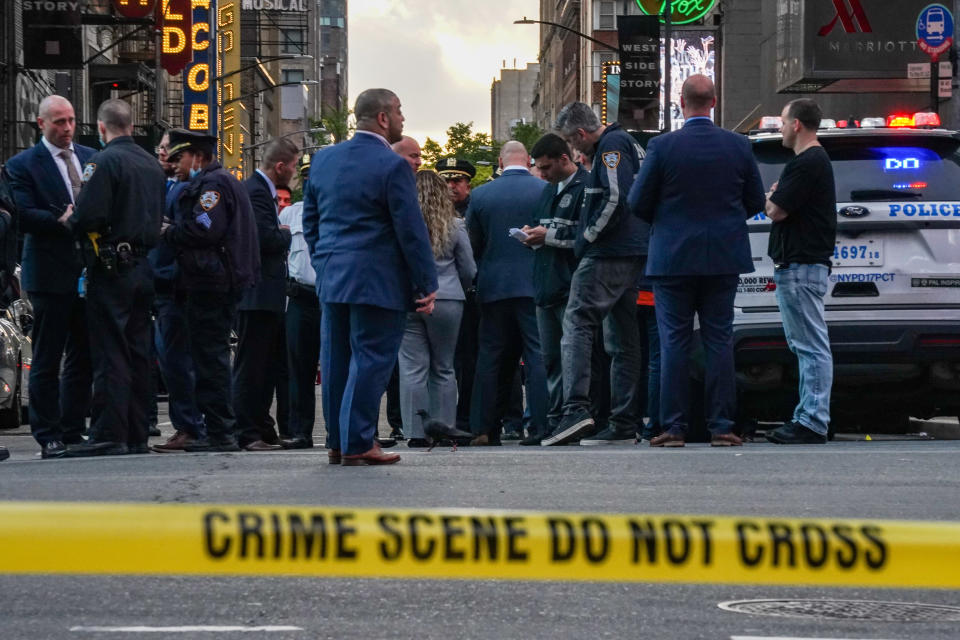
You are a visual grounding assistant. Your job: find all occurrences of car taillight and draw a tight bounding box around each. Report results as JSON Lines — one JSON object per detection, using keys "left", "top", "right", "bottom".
{"left": 919, "top": 336, "right": 960, "bottom": 346}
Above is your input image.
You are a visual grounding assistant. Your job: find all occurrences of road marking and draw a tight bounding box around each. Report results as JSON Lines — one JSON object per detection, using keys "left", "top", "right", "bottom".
{"left": 731, "top": 637, "right": 897, "bottom": 640}
{"left": 70, "top": 625, "right": 302, "bottom": 633}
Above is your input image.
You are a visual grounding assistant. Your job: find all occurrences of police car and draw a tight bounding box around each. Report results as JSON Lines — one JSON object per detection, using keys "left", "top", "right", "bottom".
{"left": 735, "top": 112, "right": 960, "bottom": 434}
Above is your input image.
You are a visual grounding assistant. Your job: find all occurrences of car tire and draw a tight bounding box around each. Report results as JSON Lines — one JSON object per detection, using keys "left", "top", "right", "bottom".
{"left": 0, "top": 360, "right": 22, "bottom": 429}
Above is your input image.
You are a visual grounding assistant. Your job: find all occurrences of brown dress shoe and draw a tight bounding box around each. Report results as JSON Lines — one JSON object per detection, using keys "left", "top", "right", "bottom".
{"left": 711, "top": 432, "right": 744, "bottom": 447}
{"left": 649, "top": 432, "right": 686, "bottom": 447}
{"left": 151, "top": 431, "right": 196, "bottom": 453}
{"left": 243, "top": 440, "right": 282, "bottom": 451}
{"left": 341, "top": 443, "right": 400, "bottom": 466}
{"left": 328, "top": 449, "right": 341, "bottom": 464}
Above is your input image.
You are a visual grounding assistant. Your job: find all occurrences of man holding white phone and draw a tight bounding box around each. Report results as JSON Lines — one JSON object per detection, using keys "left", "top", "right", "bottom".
{"left": 465, "top": 141, "right": 549, "bottom": 446}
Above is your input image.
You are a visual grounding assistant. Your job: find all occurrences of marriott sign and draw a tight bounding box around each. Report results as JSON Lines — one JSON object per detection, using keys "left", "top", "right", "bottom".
{"left": 776, "top": 0, "right": 942, "bottom": 93}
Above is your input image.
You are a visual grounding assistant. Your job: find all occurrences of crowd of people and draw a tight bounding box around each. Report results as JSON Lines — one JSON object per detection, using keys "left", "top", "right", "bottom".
{"left": 0, "top": 73, "right": 837, "bottom": 465}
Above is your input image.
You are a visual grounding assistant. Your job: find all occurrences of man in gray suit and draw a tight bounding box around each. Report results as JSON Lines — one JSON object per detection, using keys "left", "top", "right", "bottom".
{"left": 466, "top": 141, "right": 549, "bottom": 446}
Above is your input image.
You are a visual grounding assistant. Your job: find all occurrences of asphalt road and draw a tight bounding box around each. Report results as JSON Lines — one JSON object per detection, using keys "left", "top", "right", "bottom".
{"left": 1, "top": 405, "right": 959, "bottom": 640}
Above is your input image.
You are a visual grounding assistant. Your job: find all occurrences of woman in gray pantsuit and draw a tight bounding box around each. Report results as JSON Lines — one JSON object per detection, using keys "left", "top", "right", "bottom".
{"left": 400, "top": 171, "right": 477, "bottom": 447}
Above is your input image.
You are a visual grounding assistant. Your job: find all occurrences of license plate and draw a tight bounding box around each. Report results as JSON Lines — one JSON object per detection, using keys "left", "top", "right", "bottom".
{"left": 832, "top": 239, "right": 883, "bottom": 267}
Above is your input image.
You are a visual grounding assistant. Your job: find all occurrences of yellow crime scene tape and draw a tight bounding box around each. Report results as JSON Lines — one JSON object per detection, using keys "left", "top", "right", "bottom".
{"left": 0, "top": 501, "right": 958, "bottom": 588}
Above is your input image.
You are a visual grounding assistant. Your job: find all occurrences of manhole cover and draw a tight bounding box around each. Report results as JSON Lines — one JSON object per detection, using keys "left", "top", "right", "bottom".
{"left": 718, "top": 599, "right": 960, "bottom": 622}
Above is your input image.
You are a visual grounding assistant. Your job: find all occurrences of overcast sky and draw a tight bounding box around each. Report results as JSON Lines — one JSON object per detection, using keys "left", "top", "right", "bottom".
{"left": 348, "top": 1, "right": 541, "bottom": 146}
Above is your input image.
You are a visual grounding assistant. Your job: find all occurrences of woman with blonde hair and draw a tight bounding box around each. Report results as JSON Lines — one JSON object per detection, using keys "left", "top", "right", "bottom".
{"left": 399, "top": 170, "right": 476, "bottom": 447}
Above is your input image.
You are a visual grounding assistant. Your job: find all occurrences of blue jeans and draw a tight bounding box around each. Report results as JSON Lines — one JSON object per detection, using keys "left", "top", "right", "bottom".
{"left": 774, "top": 263, "right": 832, "bottom": 436}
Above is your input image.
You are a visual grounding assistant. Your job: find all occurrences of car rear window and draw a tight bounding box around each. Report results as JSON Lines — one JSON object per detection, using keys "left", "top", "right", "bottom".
{"left": 752, "top": 134, "right": 960, "bottom": 202}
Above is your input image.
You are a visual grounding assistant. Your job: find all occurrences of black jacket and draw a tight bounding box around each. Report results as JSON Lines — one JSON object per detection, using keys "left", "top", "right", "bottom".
{"left": 72, "top": 136, "right": 165, "bottom": 252}
{"left": 238, "top": 171, "right": 291, "bottom": 312}
{"left": 531, "top": 166, "right": 588, "bottom": 307}
{"left": 163, "top": 161, "right": 261, "bottom": 293}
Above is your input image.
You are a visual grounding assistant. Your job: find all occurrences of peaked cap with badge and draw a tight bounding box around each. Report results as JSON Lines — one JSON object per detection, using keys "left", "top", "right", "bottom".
{"left": 166, "top": 129, "right": 218, "bottom": 161}
{"left": 436, "top": 157, "right": 476, "bottom": 180}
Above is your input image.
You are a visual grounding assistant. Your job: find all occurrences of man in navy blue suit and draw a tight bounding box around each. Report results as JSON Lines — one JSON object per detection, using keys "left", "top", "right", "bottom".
{"left": 466, "top": 141, "right": 549, "bottom": 446}
{"left": 5, "top": 95, "right": 93, "bottom": 459}
{"left": 303, "top": 88, "right": 438, "bottom": 466}
{"left": 628, "top": 75, "right": 766, "bottom": 447}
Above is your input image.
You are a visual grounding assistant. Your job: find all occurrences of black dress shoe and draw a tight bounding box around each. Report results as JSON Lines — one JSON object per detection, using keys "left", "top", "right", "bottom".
{"left": 128, "top": 443, "right": 150, "bottom": 454}
{"left": 66, "top": 441, "right": 129, "bottom": 457}
{"left": 184, "top": 438, "right": 241, "bottom": 452}
{"left": 41, "top": 440, "right": 67, "bottom": 459}
{"left": 407, "top": 438, "right": 431, "bottom": 448}
{"left": 377, "top": 438, "right": 398, "bottom": 449}
{"left": 148, "top": 424, "right": 161, "bottom": 437}
{"left": 280, "top": 437, "right": 313, "bottom": 449}
{"left": 519, "top": 434, "right": 543, "bottom": 446}
{"left": 389, "top": 426, "right": 405, "bottom": 441}
{"left": 0, "top": 446, "right": 9, "bottom": 461}
{"left": 62, "top": 435, "right": 88, "bottom": 446}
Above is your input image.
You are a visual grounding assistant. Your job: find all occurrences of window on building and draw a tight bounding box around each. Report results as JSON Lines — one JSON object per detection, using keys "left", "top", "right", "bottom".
{"left": 597, "top": 1, "right": 616, "bottom": 30}
{"left": 280, "top": 29, "right": 305, "bottom": 54}
{"left": 320, "top": 17, "right": 345, "bottom": 27}
{"left": 593, "top": 51, "right": 617, "bottom": 82}
{"left": 282, "top": 69, "right": 305, "bottom": 84}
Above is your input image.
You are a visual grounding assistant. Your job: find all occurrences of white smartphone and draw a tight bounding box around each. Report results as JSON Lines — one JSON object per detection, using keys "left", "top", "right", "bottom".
{"left": 509, "top": 227, "right": 529, "bottom": 241}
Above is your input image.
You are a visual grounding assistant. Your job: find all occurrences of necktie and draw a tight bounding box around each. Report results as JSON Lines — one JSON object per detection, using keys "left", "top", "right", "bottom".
{"left": 59, "top": 148, "right": 82, "bottom": 202}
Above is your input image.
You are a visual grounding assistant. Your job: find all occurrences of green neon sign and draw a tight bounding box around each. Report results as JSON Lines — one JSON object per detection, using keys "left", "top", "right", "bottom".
{"left": 635, "top": 0, "right": 717, "bottom": 25}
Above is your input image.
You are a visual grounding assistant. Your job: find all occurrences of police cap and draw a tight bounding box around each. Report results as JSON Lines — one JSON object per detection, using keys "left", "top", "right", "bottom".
{"left": 436, "top": 157, "right": 475, "bottom": 180}
{"left": 167, "top": 129, "right": 217, "bottom": 161}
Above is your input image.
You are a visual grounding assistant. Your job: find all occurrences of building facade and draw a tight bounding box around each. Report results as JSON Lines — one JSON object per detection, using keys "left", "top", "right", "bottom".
{"left": 533, "top": 0, "right": 960, "bottom": 132}
{"left": 491, "top": 62, "right": 540, "bottom": 141}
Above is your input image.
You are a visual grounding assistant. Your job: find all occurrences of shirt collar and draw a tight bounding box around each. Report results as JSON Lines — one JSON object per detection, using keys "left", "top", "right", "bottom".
{"left": 684, "top": 116, "right": 713, "bottom": 124}
{"left": 41, "top": 136, "right": 74, "bottom": 157}
{"left": 557, "top": 170, "right": 576, "bottom": 194}
{"left": 354, "top": 130, "right": 392, "bottom": 149}
{"left": 502, "top": 165, "right": 529, "bottom": 173}
{"left": 255, "top": 168, "right": 278, "bottom": 200}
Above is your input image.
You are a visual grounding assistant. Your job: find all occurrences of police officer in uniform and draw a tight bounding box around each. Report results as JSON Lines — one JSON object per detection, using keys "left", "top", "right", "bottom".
{"left": 437, "top": 158, "right": 480, "bottom": 431}
{"left": 437, "top": 157, "right": 475, "bottom": 216}
{"left": 64, "top": 99, "right": 165, "bottom": 456}
{"left": 162, "top": 129, "right": 260, "bottom": 452}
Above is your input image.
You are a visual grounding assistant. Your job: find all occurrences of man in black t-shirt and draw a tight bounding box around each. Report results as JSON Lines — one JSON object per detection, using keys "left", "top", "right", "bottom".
{"left": 764, "top": 99, "right": 836, "bottom": 445}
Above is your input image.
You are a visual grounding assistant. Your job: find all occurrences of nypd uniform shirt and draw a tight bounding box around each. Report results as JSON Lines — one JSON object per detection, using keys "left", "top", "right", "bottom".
{"left": 72, "top": 136, "right": 165, "bottom": 249}
{"left": 577, "top": 122, "right": 648, "bottom": 259}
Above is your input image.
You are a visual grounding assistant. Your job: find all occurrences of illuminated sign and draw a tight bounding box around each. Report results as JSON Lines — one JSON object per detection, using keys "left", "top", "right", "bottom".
{"left": 217, "top": 0, "right": 245, "bottom": 177}
{"left": 183, "top": 0, "right": 215, "bottom": 133}
{"left": 240, "top": 0, "right": 309, "bottom": 10}
{"left": 113, "top": 0, "right": 156, "bottom": 19}
{"left": 635, "top": 0, "right": 717, "bottom": 25}
{"left": 885, "top": 158, "right": 920, "bottom": 171}
{"left": 161, "top": 0, "right": 193, "bottom": 75}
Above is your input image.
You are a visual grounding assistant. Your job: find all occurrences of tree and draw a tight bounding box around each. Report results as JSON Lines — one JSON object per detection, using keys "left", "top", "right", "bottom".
{"left": 320, "top": 100, "right": 355, "bottom": 144}
{"left": 510, "top": 121, "right": 545, "bottom": 151}
{"left": 421, "top": 137, "right": 444, "bottom": 168}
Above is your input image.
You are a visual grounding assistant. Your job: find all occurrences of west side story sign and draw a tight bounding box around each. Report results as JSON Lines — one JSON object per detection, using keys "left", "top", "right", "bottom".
{"left": 777, "top": 0, "right": 937, "bottom": 92}
{"left": 617, "top": 15, "right": 661, "bottom": 130}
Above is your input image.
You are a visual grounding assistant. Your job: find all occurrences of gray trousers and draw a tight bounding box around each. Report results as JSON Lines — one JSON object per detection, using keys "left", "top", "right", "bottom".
{"left": 399, "top": 300, "right": 464, "bottom": 438}
{"left": 561, "top": 256, "right": 644, "bottom": 432}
